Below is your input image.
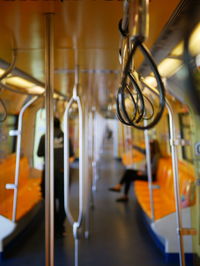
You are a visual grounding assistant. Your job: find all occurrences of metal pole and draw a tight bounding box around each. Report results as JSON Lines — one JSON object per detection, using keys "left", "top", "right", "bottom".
{"left": 91, "top": 108, "right": 98, "bottom": 192}
{"left": 84, "top": 106, "right": 91, "bottom": 239}
{"left": 7, "top": 96, "right": 38, "bottom": 222}
{"left": 144, "top": 122, "right": 155, "bottom": 221}
{"left": 141, "top": 79, "right": 185, "bottom": 266}
{"left": 45, "top": 13, "right": 54, "bottom": 266}
{"left": 166, "top": 102, "right": 185, "bottom": 266}
{"left": 63, "top": 66, "right": 85, "bottom": 266}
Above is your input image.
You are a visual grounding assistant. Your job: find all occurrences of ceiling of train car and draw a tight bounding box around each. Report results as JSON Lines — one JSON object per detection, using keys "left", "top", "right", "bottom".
{"left": 0, "top": 0, "right": 180, "bottom": 109}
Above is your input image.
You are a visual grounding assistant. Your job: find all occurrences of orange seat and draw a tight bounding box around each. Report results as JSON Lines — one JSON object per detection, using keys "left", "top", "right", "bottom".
{"left": 0, "top": 154, "right": 42, "bottom": 221}
{"left": 134, "top": 158, "right": 195, "bottom": 220}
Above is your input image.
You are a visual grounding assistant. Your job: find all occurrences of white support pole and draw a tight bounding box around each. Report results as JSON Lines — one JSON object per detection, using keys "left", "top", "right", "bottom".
{"left": 8, "top": 96, "right": 38, "bottom": 222}
{"left": 166, "top": 102, "right": 185, "bottom": 266}
{"left": 141, "top": 79, "right": 185, "bottom": 266}
{"left": 144, "top": 122, "right": 155, "bottom": 221}
{"left": 63, "top": 65, "right": 85, "bottom": 266}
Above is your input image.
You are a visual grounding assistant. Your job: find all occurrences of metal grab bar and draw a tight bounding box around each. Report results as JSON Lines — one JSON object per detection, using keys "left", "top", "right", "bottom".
{"left": 124, "top": 125, "right": 132, "bottom": 153}
{"left": 143, "top": 121, "right": 155, "bottom": 221}
{"left": 63, "top": 66, "right": 84, "bottom": 266}
{"left": 141, "top": 79, "right": 185, "bottom": 266}
{"left": 91, "top": 108, "right": 98, "bottom": 192}
{"left": 6, "top": 96, "right": 38, "bottom": 222}
{"left": 167, "top": 101, "right": 185, "bottom": 266}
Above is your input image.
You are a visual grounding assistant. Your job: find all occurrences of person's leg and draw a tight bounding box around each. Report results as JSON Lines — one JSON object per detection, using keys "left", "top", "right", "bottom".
{"left": 54, "top": 173, "right": 66, "bottom": 237}
{"left": 120, "top": 169, "right": 136, "bottom": 185}
{"left": 124, "top": 173, "right": 148, "bottom": 195}
{"left": 124, "top": 176, "right": 133, "bottom": 195}
{"left": 109, "top": 169, "right": 137, "bottom": 192}
{"left": 115, "top": 171, "right": 136, "bottom": 202}
{"left": 116, "top": 171, "right": 147, "bottom": 202}
{"left": 59, "top": 189, "right": 66, "bottom": 234}
{"left": 40, "top": 170, "right": 45, "bottom": 199}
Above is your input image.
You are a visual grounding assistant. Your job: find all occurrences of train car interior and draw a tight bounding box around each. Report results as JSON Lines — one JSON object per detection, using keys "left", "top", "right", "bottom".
{"left": 0, "top": 0, "right": 200, "bottom": 265}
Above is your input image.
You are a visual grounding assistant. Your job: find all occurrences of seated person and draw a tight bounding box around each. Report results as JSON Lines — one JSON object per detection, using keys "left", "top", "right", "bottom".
{"left": 109, "top": 139, "right": 161, "bottom": 202}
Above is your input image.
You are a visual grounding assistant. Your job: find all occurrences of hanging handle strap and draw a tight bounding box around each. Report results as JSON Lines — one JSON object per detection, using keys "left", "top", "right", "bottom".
{"left": 129, "top": 0, "right": 149, "bottom": 41}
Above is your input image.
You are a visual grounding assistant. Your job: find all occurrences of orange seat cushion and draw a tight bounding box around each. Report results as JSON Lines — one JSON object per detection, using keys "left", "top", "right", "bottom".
{"left": 134, "top": 158, "right": 195, "bottom": 220}
{"left": 0, "top": 154, "right": 41, "bottom": 221}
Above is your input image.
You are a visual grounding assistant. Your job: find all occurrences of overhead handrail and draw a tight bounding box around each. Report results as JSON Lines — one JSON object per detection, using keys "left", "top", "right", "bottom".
{"left": 0, "top": 81, "right": 44, "bottom": 96}
{"left": 0, "top": 97, "right": 7, "bottom": 122}
{"left": 116, "top": 0, "right": 165, "bottom": 130}
{"left": 0, "top": 49, "right": 43, "bottom": 97}
{"left": 141, "top": 79, "right": 186, "bottom": 266}
{"left": 6, "top": 96, "right": 38, "bottom": 222}
{"left": 0, "top": 49, "right": 17, "bottom": 122}
{"left": 64, "top": 65, "right": 84, "bottom": 266}
{"left": 0, "top": 49, "right": 17, "bottom": 82}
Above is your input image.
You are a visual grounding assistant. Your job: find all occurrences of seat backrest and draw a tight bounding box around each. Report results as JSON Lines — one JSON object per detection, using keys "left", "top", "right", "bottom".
{"left": 156, "top": 157, "right": 195, "bottom": 208}
{"left": 0, "top": 155, "right": 30, "bottom": 204}
{"left": 178, "top": 161, "right": 196, "bottom": 208}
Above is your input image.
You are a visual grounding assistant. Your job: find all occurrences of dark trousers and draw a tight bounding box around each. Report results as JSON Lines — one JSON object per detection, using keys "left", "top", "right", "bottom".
{"left": 119, "top": 169, "right": 155, "bottom": 195}
{"left": 40, "top": 169, "right": 72, "bottom": 234}
{"left": 55, "top": 172, "right": 66, "bottom": 234}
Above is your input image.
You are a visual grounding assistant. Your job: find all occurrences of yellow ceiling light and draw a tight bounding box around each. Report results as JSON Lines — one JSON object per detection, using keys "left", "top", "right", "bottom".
{"left": 189, "top": 22, "right": 200, "bottom": 56}
{"left": 156, "top": 23, "right": 200, "bottom": 78}
{"left": 143, "top": 76, "right": 157, "bottom": 87}
{"left": 171, "top": 41, "right": 184, "bottom": 57}
{"left": 53, "top": 93, "right": 60, "bottom": 99}
{"left": 27, "top": 86, "right": 45, "bottom": 94}
{"left": 158, "top": 58, "right": 182, "bottom": 78}
{"left": 169, "top": 23, "right": 200, "bottom": 58}
{"left": 6, "top": 76, "right": 34, "bottom": 88}
{"left": 0, "top": 68, "right": 5, "bottom": 76}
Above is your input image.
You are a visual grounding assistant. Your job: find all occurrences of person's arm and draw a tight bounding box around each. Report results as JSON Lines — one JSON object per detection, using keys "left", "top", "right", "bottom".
{"left": 132, "top": 144, "right": 146, "bottom": 155}
{"left": 151, "top": 154, "right": 159, "bottom": 175}
{"left": 37, "top": 135, "right": 45, "bottom": 157}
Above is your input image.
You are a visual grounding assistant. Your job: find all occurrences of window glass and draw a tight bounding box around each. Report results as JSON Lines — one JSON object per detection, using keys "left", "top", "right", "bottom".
{"left": 178, "top": 113, "right": 193, "bottom": 163}
{"left": 33, "top": 109, "right": 45, "bottom": 170}
{"left": 0, "top": 115, "right": 18, "bottom": 159}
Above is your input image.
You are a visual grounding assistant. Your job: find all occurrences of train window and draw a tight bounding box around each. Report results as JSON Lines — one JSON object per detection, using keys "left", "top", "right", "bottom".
{"left": 33, "top": 109, "right": 45, "bottom": 170}
{"left": 178, "top": 113, "right": 193, "bottom": 163}
{"left": 0, "top": 115, "right": 18, "bottom": 158}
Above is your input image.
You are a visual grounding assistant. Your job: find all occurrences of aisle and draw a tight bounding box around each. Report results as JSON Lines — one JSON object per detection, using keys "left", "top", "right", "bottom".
{"left": 1, "top": 139, "right": 178, "bottom": 266}
{"left": 64, "top": 139, "right": 178, "bottom": 266}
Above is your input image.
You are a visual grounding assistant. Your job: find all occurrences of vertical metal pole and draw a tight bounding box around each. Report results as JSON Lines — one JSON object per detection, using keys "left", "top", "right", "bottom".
{"left": 91, "top": 108, "right": 98, "bottom": 191}
{"left": 84, "top": 106, "right": 91, "bottom": 239}
{"left": 144, "top": 122, "right": 155, "bottom": 221}
{"left": 45, "top": 13, "right": 54, "bottom": 266}
{"left": 140, "top": 80, "right": 185, "bottom": 266}
{"left": 166, "top": 101, "right": 185, "bottom": 266}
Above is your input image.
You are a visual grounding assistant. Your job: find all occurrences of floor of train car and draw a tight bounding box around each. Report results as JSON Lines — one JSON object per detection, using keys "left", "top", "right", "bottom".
{"left": 1, "top": 138, "right": 178, "bottom": 266}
